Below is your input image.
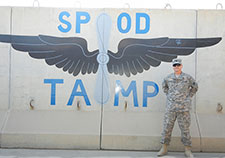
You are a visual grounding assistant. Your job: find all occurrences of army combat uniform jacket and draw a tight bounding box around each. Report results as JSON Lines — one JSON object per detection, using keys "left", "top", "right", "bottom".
{"left": 162, "top": 72, "right": 198, "bottom": 112}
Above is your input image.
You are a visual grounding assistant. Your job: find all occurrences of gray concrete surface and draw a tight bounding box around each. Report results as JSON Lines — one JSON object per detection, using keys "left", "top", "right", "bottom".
{"left": 0, "top": 149, "right": 225, "bottom": 158}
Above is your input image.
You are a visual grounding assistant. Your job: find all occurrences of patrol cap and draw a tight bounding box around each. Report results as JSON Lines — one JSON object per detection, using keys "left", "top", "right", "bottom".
{"left": 172, "top": 58, "right": 182, "bottom": 66}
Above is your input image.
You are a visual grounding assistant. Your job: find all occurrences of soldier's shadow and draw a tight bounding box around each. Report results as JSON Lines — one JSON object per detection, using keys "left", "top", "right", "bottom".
{"left": 158, "top": 152, "right": 187, "bottom": 158}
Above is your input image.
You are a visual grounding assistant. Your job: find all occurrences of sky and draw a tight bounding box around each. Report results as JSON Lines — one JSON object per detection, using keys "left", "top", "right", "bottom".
{"left": 0, "top": 0, "right": 224, "bottom": 9}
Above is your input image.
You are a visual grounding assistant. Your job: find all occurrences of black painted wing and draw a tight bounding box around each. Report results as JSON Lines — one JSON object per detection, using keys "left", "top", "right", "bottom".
{"left": 107, "top": 37, "right": 222, "bottom": 77}
{"left": 0, "top": 34, "right": 99, "bottom": 76}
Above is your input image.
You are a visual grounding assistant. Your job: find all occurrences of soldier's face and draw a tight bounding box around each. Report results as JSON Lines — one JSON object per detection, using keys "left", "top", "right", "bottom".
{"left": 173, "top": 64, "right": 183, "bottom": 74}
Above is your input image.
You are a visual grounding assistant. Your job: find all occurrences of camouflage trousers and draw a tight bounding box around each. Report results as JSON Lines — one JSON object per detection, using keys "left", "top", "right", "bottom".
{"left": 160, "top": 110, "right": 191, "bottom": 146}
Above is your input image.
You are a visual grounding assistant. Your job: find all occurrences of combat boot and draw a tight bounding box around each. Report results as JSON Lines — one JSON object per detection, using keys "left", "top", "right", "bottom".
{"left": 157, "top": 144, "right": 168, "bottom": 157}
{"left": 184, "top": 146, "right": 194, "bottom": 158}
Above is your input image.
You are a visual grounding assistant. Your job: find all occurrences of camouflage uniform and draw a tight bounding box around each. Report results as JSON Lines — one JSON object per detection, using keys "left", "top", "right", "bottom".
{"left": 160, "top": 72, "right": 198, "bottom": 146}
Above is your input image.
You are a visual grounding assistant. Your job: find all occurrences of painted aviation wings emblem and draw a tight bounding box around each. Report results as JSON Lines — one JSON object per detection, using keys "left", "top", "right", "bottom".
{"left": 0, "top": 35, "right": 221, "bottom": 77}
{"left": 0, "top": 13, "right": 222, "bottom": 104}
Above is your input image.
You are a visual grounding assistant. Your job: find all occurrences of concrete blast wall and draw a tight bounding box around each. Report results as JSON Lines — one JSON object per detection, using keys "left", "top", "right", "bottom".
{"left": 0, "top": 7, "right": 224, "bottom": 152}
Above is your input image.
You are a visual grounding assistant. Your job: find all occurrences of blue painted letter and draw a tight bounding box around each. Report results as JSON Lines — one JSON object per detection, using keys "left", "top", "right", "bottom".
{"left": 58, "top": 11, "right": 72, "bottom": 33}
{"left": 136, "top": 13, "right": 150, "bottom": 34}
{"left": 76, "top": 12, "right": 90, "bottom": 33}
{"left": 44, "top": 79, "right": 64, "bottom": 105}
{"left": 117, "top": 13, "right": 131, "bottom": 34}
{"left": 67, "top": 79, "right": 91, "bottom": 106}
{"left": 143, "top": 81, "right": 159, "bottom": 107}
{"left": 114, "top": 80, "right": 138, "bottom": 107}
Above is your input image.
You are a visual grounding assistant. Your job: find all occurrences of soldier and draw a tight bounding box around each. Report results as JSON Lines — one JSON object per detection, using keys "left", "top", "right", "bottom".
{"left": 158, "top": 58, "right": 198, "bottom": 158}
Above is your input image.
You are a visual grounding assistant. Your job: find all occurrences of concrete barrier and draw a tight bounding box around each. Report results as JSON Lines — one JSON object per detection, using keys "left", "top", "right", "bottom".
{"left": 0, "top": 7, "right": 224, "bottom": 152}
